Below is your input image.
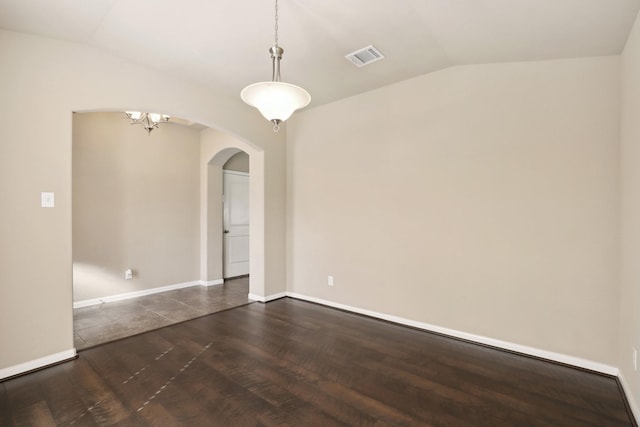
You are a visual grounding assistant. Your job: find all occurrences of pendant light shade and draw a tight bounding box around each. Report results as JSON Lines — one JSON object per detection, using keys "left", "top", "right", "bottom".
{"left": 241, "top": 0, "right": 310, "bottom": 132}
{"left": 241, "top": 81, "right": 310, "bottom": 124}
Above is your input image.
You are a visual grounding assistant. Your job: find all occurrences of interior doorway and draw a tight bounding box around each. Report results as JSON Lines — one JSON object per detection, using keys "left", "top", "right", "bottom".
{"left": 72, "top": 111, "right": 203, "bottom": 305}
{"left": 71, "top": 112, "right": 257, "bottom": 350}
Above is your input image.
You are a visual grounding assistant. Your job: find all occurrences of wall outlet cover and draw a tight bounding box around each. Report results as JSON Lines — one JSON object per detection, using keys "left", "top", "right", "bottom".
{"left": 41, "top": 192, "right": 55, "bottom": 208}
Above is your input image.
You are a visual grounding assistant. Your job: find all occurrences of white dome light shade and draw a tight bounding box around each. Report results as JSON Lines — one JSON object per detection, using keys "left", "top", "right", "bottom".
{"left": 241, "top": 81, "right": 311, "bottom": 123}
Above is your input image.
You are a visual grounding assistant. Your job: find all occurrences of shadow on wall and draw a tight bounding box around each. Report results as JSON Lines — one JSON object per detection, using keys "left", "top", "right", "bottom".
{"left": 72, "top": 262, "right": 135, "bottom": 302}
{"left": 223, "top": 151, "right": 249, "bottom": 173}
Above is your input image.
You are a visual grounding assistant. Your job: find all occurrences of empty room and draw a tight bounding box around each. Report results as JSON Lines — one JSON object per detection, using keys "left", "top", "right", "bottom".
{"left": 1, "top": 0, "right": 640, "bottom": 425}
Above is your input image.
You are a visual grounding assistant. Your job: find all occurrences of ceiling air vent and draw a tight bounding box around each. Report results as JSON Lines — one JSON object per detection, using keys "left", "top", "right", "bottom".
{"left": 345, "top": 45, "right": 385, "bottom": 68}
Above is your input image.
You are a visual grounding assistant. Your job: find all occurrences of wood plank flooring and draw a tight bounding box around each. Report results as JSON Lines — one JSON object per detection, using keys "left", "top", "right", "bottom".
{"left": 1, "top": 298, "right": 635, "bottom": 426}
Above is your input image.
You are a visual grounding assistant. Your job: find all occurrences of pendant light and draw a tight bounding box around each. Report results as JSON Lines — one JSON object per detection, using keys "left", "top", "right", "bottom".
{"left": 241, "top": 0, "right": 311, "bottom": 132}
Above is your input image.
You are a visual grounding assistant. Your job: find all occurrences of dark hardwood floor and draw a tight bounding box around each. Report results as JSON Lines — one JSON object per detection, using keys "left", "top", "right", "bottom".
{"left": 1, "top": 298, "right": 635, "bottom": 426}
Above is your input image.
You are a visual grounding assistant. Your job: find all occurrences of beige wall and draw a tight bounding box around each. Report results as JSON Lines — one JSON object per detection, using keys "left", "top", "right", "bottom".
{"left": 224, "top": 152, "right": 250, "bottom": 173}
{"left": 73, "top": 112, "right": 201, "bottom": 301}
{"left": 287, "top": 56, "right": 620, "bottom": 366}
{"left": 620, "top": 10, "right": 640, "bottom": 411}
{"left": 0, "top": 29, "right": 284, "bottom": 374}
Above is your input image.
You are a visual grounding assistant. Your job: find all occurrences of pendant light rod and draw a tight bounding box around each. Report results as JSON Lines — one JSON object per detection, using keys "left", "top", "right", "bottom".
{"left": 270, "top": 46, "right": 284, "bottom": 82}
{"left": 270, "top": 0, "right": 282, "bottom": 83}
{"left": 274, "top": 0, "right": 279, "bottom": 47}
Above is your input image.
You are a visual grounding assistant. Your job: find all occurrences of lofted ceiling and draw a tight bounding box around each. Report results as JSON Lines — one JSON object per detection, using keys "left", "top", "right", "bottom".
{"left": 0, "top": 0, "right": 639, "bottom": 109}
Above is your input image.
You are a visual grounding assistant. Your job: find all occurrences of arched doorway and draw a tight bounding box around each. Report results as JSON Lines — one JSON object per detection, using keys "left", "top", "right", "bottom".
{"left": 222, "top": 152, "right": 250, "bottom": 279}
{"left": 71, "top": 113, "right": 268, "bottom": 349}
{"left": 200, "top": 131, "right": 266, "bottom": 300}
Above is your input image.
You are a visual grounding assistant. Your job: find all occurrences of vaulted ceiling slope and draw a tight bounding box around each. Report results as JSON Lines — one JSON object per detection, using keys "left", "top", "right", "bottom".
{"left": 1, "top": 0, "right": 638, "bottom": 107}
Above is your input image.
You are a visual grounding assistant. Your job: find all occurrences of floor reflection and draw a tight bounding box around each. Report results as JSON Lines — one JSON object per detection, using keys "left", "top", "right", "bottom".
{"left": 73, "top": 277, "right": 250, "bottom": 350}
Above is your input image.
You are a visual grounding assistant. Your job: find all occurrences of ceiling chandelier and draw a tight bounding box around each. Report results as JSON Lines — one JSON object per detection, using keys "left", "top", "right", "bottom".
{"left": 125, "top": 111, "right": 170, "bottom": 135}
{"left": 241, "top": 0, "right": 311, "bottom": 132}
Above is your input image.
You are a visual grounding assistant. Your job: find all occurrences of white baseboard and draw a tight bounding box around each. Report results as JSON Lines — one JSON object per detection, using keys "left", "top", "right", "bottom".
{"left": 204, "top": 279, "right": 224, "bottom": 287}
{"left": 73, "top": 280, "right": 203, "bottom": 308}
{"left": 248, "top": 292, "right": 287, "bottom": 303}
{"left": 618, "top": 371, "right": 640, "bottom": 424}
{"left": 0, "top": 349, "right": 76, "bottom": 381}
{"left": 286, "top": 292, "right": 619, "bottom": 376}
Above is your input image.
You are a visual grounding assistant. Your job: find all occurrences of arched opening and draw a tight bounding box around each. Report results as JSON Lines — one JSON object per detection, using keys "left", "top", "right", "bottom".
{"left": 199, "top": 130, "right": 266, "bottom": 300}
{"left": 0, "top": 30, "right": 287, "bottom": 378}
{"left": 204, "top": 147, "right": 245, "bottom": 283}
{"left": 223, "top": 152, "right": 250, "bottom": 279}
{"left": 206, "top": 150, "right": 251, "bottom": 282}
{"left": 71, "top": 112, "right": 267, "bottom": 349}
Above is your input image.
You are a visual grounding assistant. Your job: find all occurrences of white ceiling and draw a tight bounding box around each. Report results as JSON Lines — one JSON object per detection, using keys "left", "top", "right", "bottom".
{"left": 1, "top": 0, "right": 639, "bottom": 108}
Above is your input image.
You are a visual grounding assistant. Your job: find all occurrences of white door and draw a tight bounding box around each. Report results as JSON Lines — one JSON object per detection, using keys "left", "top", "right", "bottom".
{"left": 223, "top": 171, "right": 250, "bottom": 278}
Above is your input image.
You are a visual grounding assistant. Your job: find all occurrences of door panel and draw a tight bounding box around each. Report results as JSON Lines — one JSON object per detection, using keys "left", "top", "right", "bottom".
{"left": 223, "top": 171, "right": 249, "bottom": 278}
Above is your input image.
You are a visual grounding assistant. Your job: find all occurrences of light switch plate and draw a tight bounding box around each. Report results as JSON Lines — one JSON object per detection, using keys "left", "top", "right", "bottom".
{"left": 41, "top": 192, "right": 55, "bottom": 208}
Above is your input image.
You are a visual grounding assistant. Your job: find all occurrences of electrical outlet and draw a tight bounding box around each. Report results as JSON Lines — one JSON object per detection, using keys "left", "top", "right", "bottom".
{"left": 634, "top": 347, "right": 637, "bottom": 372}
{"left": 41, "top": 192, "right": 55, "bottom": 208}
{"left": 125, "top": 268, "right": 133, "bottom": 280}
{"left": 328, "top": 275, "right": 334, "bottom": 286}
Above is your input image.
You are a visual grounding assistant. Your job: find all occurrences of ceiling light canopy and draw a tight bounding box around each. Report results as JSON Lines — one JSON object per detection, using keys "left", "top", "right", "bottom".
{"left": 241, "top": 0, "right": 310, "bottom": 132}
{"left": 125, "top": 111, "right": 170, "bottom": 135}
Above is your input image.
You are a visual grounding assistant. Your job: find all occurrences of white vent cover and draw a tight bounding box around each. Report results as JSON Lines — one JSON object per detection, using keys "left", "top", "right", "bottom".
{"left": 345, "top": 45, "right": 385, "bottom": 68}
